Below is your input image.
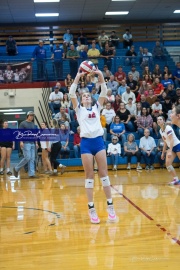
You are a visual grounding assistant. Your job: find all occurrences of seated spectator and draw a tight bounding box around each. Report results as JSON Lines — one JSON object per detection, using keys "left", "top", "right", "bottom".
{"left": 118, "top": 79, "right": 127, "bottom": 96}
{"left": 156, "top": 138, "right": 166, "bottom": 169}
{"left": 100, "top": 109, "right": 107, "bottom": 141}
{"left": 123, "top": 29, "right": 133, "bottom": 49}
{"left": 77, "top": 81, "right": 89, "bottom": 95}
{"left": 107, "top": 75, "right": 119, "bottom": 96}
{"left": 174, "top": 87, "right": 180, "bottom": 103}
{"left": 73, "top": 126, "right": 81, "bottom": 158}
{"left": 140, "top": 94, "right": 150, "bottom": 113}
{"left": 122, "top": 86, "right": 136, "bottom": 105}
{"left": 78, "top": 28, "right": 87, "bottom": 45}
{"left": 106, "top": 89, "right": 115, "bottom": 104}
{"left": 64, "top": 73, "right": 74, "bottom": 90}
{"left": 137, "top": 107, "right": 153, "bottom": 137}
{"left": 152, "top": 78, "right": 164, "bottom": 97}
{"left": 128, "top": 65, "right": 140, "bottom": 82}
{"left": 61, "top": 93, "right": 71, "bottom": 113}
{"left": 166, "top": 84, "right": 176, "bottom": 103}
{"left": 173, "top": 62, "right": 180, "bottom": 88}
{"left": 98, "top": 30, "right": 109, "bottom": 49}
{"left": 152, "top": 41, "right": 165, "bottom": 60}
{"left": 113, "top": 94, "right": 122, "bottom": 113}
{"left": 4, "top": 65, "right": 14, "bottom": 83}
{"left": 162, "top": 97, "right": 172, "bottom": 120}
{"left": 136, "top": 102, "right": 142, "bottom": 117}
{"left": 161, "top": 73, "right": 174, "bottom": 90}
{"left": 126, "top": 97, "right": 137, "bottom": 124}
{"left": 80, "top": 45, "right": 88, "bottom": 60}
{"left": 59, "top": 123, "right": 70, "bottom": 159}
{"left": 87, "top": 42, "right": 100, "bottom": 65}
{"left": 125, "top": 46, "right": 137, "bottom": 66}
{"left": 110, "top": 115, "right": 126, "bottom": 146}
{"left": 115, "top": 66, "right": 126, "bottom": 85}
{"left": 138, "top": 46, "right": 143, "bottom": 64}
{"left": 151, "top": 99, "right": 163, "bottom": 135}
{"left": 91, "top": 87, "right": 99, "bottom": 101}
{"left": 146, "top": 89, "right": 157, "bottom": 106}
{"left": 141, "top": 48, "right": 153, "bottom": 69}
{"left": 144, "top": 74, "right": 152, "bottom": 85}
{"left": 48, "top": 86, "right": 63, "bottom": 117}
{"left": 159, "top": 91, "right": 167, "bottom": 104}
{"left": 107, "top": 136, "right": 121, "bottom": 171}
{"left": 66, "top": 44, "right": 80, "bottom": 79}
{"left": 102, "top": 65, "right": 112, "bottom": 82}
{"left": 58, "top": 114, "right": 70, "bottom": 129}
{"left": 109, "top": 31, "right": 119, "bottom": 48}
{"left": 126, "top": 74, "right": 139, "bottom": 96}
{"left": 124, "top": 133, "right": 142, "bottom": 170}
{"left": 54, "top": 106, "right": 71, "bottom": 128}
{"left": 152, "top": 64, "right": 162, "bottom": 80}
{"left": 139, "top": 128, "right": 156, "bottom": 170}
{"left": 102, "top": 102, "right": 116, "bottom": 132}
{"left": 6, "top": 36, "right": 18, "bottom": 56}
{"left": 138, "top": 81, "right": 149, "bottom": 97}
{"left": 100, "top": 43, "right": 115, "bottom": 71}
{"left": 63, "top": 28, "right": 73, "bottom": 53}
{"left": 163, "top": 65, "right": 172, "bottom": 79}
{"left": 52, "top": 82, "right": 65, "bottom": 94}
{"left": 76, "top": 40, "right": 85, "bottom": 52}
{"left": 116, "top": 102, "right": 135, "bottom": 132}
{"left": 86, "top": 75, "right": 95, "bottom": 92}
{"left": 90, "top": 73, "right": 98, "bottom": 84}
{"left": 142, "top": 66, "right": 153, "bottom": 81}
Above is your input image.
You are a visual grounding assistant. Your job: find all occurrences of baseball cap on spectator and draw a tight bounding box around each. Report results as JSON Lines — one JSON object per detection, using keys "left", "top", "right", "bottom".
{"left": 27, "top": 111, "right": 35, "bottom": 116}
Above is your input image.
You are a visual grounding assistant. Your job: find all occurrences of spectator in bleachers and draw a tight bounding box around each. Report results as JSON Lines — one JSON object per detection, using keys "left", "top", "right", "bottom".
{"left": 102, "top": 65, "right": 112, "bottom": 81}
{"left": 6, "top": 36, "right": 18, "bottom": 56}
{"left": 117, "top": 79, "right": 127, "bottom": 96}
{"left": 63, "top": 29, "right": 73, "bottom": 53}
{"left": 137, "top": 108, "right": 153, "bottom": 137}
{"left": 78, "top": 29, "right": 87, "bottom": 45}
{"left": 59, "top": 123, "right": 70, "bottom": 159}
{"left": 152, "top": 78, "right": 164, "bottom": 97}
{"left": 98, "top": 30, "right": 109, "bottom": 49}
{"left": 102, "top": 102, "right": 116, "bottom": 132}
{"left": 144, "top": 74, "right": 152, "bottom": 85}
{"left": 136, "top": 102, "right": 142, "bottom": 117}
{"left": 109, "top": 31, "right": 119, "bottom": 48}
{"left": 89, "top": 39, "right": 100, "bottom": 50}
{"left": 110, "top": 115, "right": 126, "bottom": 146}
{"left": 146, "top": 89, "right": 157, "bottom": 106}
{"left": 86, "top": 75, "right": 95, "bottom": 92}
{"left": 142, "top": 66, "right": 153, "bottom": 81}
{"left": 159, "top": 91, "right": 167, "bottom": 104}
{"left": 80, "top": 45, "right": 88, "bottom": 60}
{"left": 128, "top": 65, "right": 140, "bottom": 82}
{"left": 32, "top": 40, "right": 46, "bottom": 80}
{"left": 138, "top": 80, "right": 149, "bottom": 97}
{"left": 152, "top": 41, "right": 165, "bottom": 60}
{"left": 162, "top": 97, "right": 172, "bottom": 120}
{"left": 48, "top": 86, "right": 63, "bottom": 117}
{"left": 166, "top": 84, "right": 176, "bottom": 102}
{"left": 152, "top": 64, "right": 162, "bottom": 80}
{"left": 139, "top": 128, "right": 156, "bottom": 170}
{"left": 156, "top": 138, "right": 166, "bottom": 169}
{"left": 76, "top": 40, "right": 85, "bottom": 52}
{"left": 51, "top": 43, "right": 65, "bottom": 80}
{"left": 115, "top": 66, "right": 126, "bottom": 85}
{"left": 106, "top": 89, "right": 115, "bottom": 104}
{"left": 163, "top": 65, "right": 172, "bottom": 79}
{"left": 61, "top": 93, "right": 71, "bottom": 112}
{"left": 173, "top": 62, "right": 180, "bottom": 88}
{"left": 123, "top": 29, "right": 133, "bottom": 49}
{"left": 4, "top": 65, "right": 14, "bottom": 83}
{"left": 116, "top": 102, "right": 135, "bottom": 132}
{"left": 122, "top": 86, "right": 136, "bottom": 105}
{"left": 100, "top": 43, "right": 115, "bottom": 71}
{"left": 90, "top": 73, "right": 98, "bottom": 85}
{"left": 54, "top": 106, "right": 71, "bottom": 127}
{"left": 138, "top": 46, "right": 143, "bottom": 64}
{"left": 141, "top": 48, "right": 153, "bottom": 70}
{"left": 113, "top": 94, "right": 121, "bottom": 113}
{"left": 87, "top": 42, "right": 100, "bottom": 65}
{"left": 126, "top": 74, "right": 139, "bottom": 96}
{"left": 126, "top": 97, "right": 137, "bottom": 125}
{"left": 140, "top": 94, "right": 150, "bottom": 113}
{"left": 124, "top": 133, "right": 142, "bottom": 170}
{"left": 0, "top": 70, "right": 5, "bottom": 83}
{"left": 64, "top": 73, "right": 74, "bottom": 90}
{"left": 78, "top": 81, "right": 89, "bottom": 94}
{"left": 66, "top": 45, "right": 80, "bottom": 79}
{"left": 174, "top": 87, "right": 180, "bottom": 102}
{"left": 161, "top": 73, "right": 174, "bottom": 90}
{"left": 107, "top": 135, "right": 121, "bottom": 171}
{"left": 73, "top": 126, "right": 81, "bottom": 158}
{"left": 107, "top": 75, "right": 119, "bottom": 96}
{"left": 151, "top": 99, "right": 163, "bottom": 136}
{"left": 91, "top": 87, "right": 99, "bottom": 101}
{"left": 100, "top": 109, "right": 107, "bottom": 141}
{"left": 125, "top": 45, "right": 137, "bottom": 66}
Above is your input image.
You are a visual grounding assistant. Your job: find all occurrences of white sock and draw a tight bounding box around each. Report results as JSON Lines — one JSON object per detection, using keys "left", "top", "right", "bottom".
{"left": 54, "top": 169, "right": 57, "bottom": 172}
{"left": 59, "top": 164, "right": 63, "bottom": 167}
{"left": 107, "top": 198, "right": 113, "bottom": 204}
{"left": 88, "top": 202, "right": 94, "bottom": 207}
{"left": 7, "top": 168, "right": 10, "bottom": 172}
{"left": 0, "top": 168, "right": 3, "bottom": 172}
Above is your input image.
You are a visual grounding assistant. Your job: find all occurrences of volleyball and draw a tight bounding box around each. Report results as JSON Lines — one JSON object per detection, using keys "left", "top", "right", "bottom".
{"left": 79, "top": 60, "right": 96, "bottom": 74}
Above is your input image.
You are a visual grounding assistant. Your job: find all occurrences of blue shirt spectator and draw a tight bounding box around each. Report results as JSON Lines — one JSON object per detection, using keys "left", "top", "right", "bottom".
{"left": 32, "top": 40, "right": 46, "bottom": 60}
{"left": 118, "top": 83, "right": 127, "bottom": 96}
{"left": 52, "top": 45, "right": 64, "bottom": 61}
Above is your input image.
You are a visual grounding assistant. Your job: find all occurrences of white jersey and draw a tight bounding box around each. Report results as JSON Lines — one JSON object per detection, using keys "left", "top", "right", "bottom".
{"left": 75, "top": 102, "right": 104, "bottom": 138}
{"left": 160, "top": 125, "right": 180, "bottom": 148}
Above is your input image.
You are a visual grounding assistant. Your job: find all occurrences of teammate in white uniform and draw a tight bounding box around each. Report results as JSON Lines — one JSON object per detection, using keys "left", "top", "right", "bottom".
{"left": 157, "top": 116, "right": 180, "bottom": 185}
{"left": 69, "top": 68, "right": 117, "bottom": 224}
{"left": 171, "top": 105, "right": 180, "bottom": 128}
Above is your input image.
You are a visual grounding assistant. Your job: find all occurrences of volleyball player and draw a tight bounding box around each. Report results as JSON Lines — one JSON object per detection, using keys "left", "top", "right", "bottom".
{"left": 171, "top": 104, "right": 180, "bottom": 128}
{"left": 69, "top": 68, "right": 117, "bottom": 224}
{"left": 157, "top": 116, "right": 180, "bottom": 185}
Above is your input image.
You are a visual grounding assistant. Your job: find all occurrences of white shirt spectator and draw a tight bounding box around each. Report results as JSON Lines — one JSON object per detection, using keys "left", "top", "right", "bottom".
{"left": 123, "top": 33, "right": 132, "bottom": 42}
{"left": 128, "top": 71, "right": 140, "bottom": 82}
{"left": 107, "top": 143, "right": 121, "bottom": 155}
{"left": 126, "top": 104, "right": 137, "bottom": 115}
{"left": 49, "top": 91, "right": 63, "bottom": 104}
{"left": 152, "top": 103, "right": 162, "bottom": 112}
{"left": 139, "top": 136, "right": 156, "bottom": 151}
{"left": 102, "top": 108, "right": 116, "bottom": 125}
{"left": 122, "top": 91, "right": 136, "bottom": 104}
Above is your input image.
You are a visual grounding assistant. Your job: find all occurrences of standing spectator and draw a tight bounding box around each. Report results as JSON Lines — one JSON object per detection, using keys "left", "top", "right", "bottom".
{"left": 87, "top": 42, "right": 100, "bottom": 65}
{"left": 152, "top": 41, "right": 165, "bottom": 60}
{"left": 118, "top": 79, "right": 127, "bottom": 96}
{"left": 98, "top": 30, "right": 109, "bottom": 49}
{"left": 107, "top": 136, "right": 121, "bottom": 171}
{"left": 116, "top": 102, "right": 135, "bottom": 132}
{"left": 107, "top": 75, "right": 119, "bottom": 96}
{"left": 102, "top": 102, "right": 116, "bottom": 132}
{"left": 59, "top": 123, "right": 70, "bottom": 159}
{"left": 121, "top": 86, "right": 136, "bottom": 105}
{"left": 128, "top": 65, "right": 140, "bottom": 82}
{"left": 13, "top": 111, "right": 38, "bottom": 178}
{"left": 51, "top": 43, "right": 65, "bottom": 80}
{"left": 73, "top": 126, "right": 81, "bottom": 158}
{"left": 109, "top": 31, "right": 119, "bottom": 48}
{"left": 110, "top": 115, "right": 126, "bottom": 146}
{"left": 66, "top": 45, "right": 80, "bottom": 79}
{"left": 48, "top": 86, "right": 63, "bottom": 117}
{"left": 78, "top": 29, "right": 87, "bottom": 45}
{"left": 139, "top": 128, "right": 156, "bottom": 170}
{"left": 6, "top": 36, "right": 18, "bottom": 56}
{"left": 125, "top": 45, "right": 137, "bottom": 66}
{"left": 40, "top": 122, "right": 52, "bottom": 174}
{"left": 32, "top": 40, "right": 46, "bottom": 80}
{"left": 138, "top": 46, "right": 144, "bottom": 64}
{"left": 124, "top": 134, "right": 142, "bottom": 170}
{"left": 100, "top": 43, "right": 115, "bottom": 71}
{"left": 115, "top": 66, "right": 126, "bottom": 85}
{"left": 63, "top": 28, "right": 73, "bottom": 53}
{"left": 0, "top": 120, "right": 15, "bottom": 175}
{"left": 137, "top": 108, "right": 153, "bottom": 137}
{"left": 173, "top": 62, "right": 180, "bottom": 88}
{"left": 123, "top": 29, "right": 133, "bottom": 49}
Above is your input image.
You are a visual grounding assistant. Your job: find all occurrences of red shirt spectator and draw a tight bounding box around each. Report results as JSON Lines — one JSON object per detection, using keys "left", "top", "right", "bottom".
{"left": 115, "top": 66, "right": 126, "bottom": 84}
{"left": 74, "top": 130, "right": 81, "bottom": 145}
{"left": 152, "top": 78, "right": 164, "bottom": 96}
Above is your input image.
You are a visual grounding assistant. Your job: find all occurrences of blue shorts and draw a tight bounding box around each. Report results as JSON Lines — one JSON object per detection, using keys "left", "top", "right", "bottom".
{"left": 80, "top": 136, "right": 105, "bottom": 156}
{"left": 172, "top": 143, "right": 180, "bottom": 153}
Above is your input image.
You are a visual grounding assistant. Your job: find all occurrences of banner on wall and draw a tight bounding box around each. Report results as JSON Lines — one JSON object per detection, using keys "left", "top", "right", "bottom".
{"left": 0, "top": 62, "right": 32, "bottom": 83}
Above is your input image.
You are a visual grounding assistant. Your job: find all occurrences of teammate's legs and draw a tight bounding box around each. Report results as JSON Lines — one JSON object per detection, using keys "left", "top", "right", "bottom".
{"left": 166, "top": 150, "right": 179, "bottom": 185}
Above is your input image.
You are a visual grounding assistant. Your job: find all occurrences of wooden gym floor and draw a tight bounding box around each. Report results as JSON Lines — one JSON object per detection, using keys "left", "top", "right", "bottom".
{"left": 0, "top": 168, "right": 180, "bottom": 270}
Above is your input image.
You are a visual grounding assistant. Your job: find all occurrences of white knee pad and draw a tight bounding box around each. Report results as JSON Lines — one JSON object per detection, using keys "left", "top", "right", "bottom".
{"left": 166, "top": 165, "right": 174, "bottom": 172}
{"left": 100, "top": 176, "right": 110, "bottom": 187}
{"left": 85, "top": 179, "right": 94, "bottom": 188}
